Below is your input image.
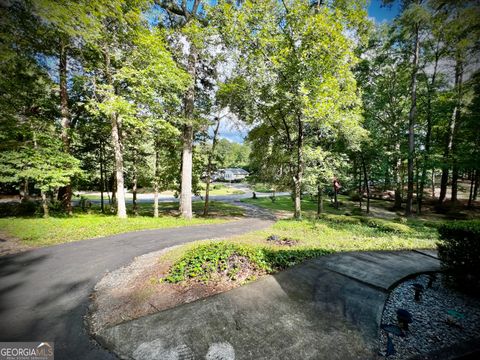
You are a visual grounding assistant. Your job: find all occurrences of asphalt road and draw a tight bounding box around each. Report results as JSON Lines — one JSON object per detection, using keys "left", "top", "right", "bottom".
{"left": 0, "top": 216, "right": 273, "bottom": 359}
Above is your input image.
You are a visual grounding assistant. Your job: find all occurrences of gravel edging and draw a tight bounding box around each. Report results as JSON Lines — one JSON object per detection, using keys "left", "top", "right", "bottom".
{"left": 379, "top": 273, "right": 480, "bottom": 359}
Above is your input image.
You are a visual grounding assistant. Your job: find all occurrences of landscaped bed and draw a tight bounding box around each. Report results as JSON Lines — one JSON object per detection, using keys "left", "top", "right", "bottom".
{"left": 379, "top": 273, "right": 480, "bottom": 359}
{"left": 88, "top": 214, "right": 440, "bottom": 333}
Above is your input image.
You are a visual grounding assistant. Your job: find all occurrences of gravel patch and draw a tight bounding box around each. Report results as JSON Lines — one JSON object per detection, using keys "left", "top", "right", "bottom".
{"left": 379, "top": 273, "right": 480, "bottom": 359}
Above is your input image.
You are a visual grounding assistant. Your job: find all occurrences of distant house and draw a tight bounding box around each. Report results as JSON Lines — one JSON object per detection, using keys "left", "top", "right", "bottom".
{"left": 214, "top": 168, "right": 249, "bottom": 182}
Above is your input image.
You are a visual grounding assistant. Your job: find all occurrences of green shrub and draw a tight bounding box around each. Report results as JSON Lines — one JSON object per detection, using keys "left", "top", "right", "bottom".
{"left": 359, "top": 217, "right": 411, "bottom": 234}
{"left": 163, "top": 242, "right": 331, "bottom": 284}
{"left": 0, "top": 201, "right": 38, "bottom": 217}
{"left": 164, "top": 242, "right": 269, "bottom": 283}
{"left": 437, "top": 220, "right": 480, "bottom": 295}
{"left": 319, "top": 213, "right": 361, "bottom": 225}
{"left": 348, "top": 191, "right": 361, "bottom": 202}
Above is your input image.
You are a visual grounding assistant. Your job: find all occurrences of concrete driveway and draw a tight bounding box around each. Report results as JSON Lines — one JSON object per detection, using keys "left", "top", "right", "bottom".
{"left": 96, "top": 250, "right": 441, "bottom": 360}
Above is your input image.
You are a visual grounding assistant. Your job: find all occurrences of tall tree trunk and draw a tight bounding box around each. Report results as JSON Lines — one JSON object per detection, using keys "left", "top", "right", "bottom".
{"left": 153, "top": 182, "right": 159, "bottom": 218}
{"left": 100, "top": 145, "right": 104, "bottom": 214}
{"left": 204, "top": 117, "right": 221, "bottom": 216}
{"left": 105, "top": 48, "right": 127, "bottom": 218}
{"left": 431, "top": 170, "right": 435, "bottom": 199}
{"left": 450, "top": 59, "right": 463, "bottom": 205}
{"left": 132, "top": 161, "right": 138, "bottom": 216}
{"left": 468, "top": 170, "right": 475, "bottom": 208}
{"left": 439, "top": 108, "right": 458, "bottom": 204}
{"left": 394, "top": 143, "right": 403, "bottom": 210}
{"left": 41, "top": 190, "right": 49, "bottom": 218}
{"left": 362, "top": 155, "right": 370, "bottom": 214}
{"left": 473, "top": 170, "right": 479, "bottom": 201}
{"left": 317, "top": 185, "right": 323, "bottom": 217}
{"left": 111, "top": 172, "right": 117, "bottom": 210}
{"left": 111, "top": 113, "right": 127, "bottom": 218}
{"left": 406, "top": 24, "right": 419, "bottom": 216}
{"left": 153, "top": 145, "right": 160, "bottom": 218}
{"left": 180, "top": 125, "right": 193, "bottom": 219}
{"left": 58, "top": 38, "right": 73, "bottom": 215}
{"left": 180, "top": 46, "right": 197, "bottom": 220}
{"left": 358, "top": 163, "right": 363, "bottom": 211}
{"left": 418, "top": 44, "right": 440, "bottom": 214}
{"left": 294, "top": 116, "right": 304, "bottom": 220}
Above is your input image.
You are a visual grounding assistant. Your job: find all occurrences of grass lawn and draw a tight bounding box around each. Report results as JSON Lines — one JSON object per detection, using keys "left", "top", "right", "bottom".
{"left": 252, "top": 183, "right": 276, "bottom": 193}
{"left": 242, "top": 194, "right": 407, "bottom": 216}
{"left": 158, "top": 214, "right": 439, "bottom": 284}
{"left": 77, "top": 183, "right": 244, "bottom": 201}
{"left": 0, "top": 201, "right": 243, "bottom": 247}
{"left": 199, "top": 183, "right": 245, "bottom": 196}
{"left": 157, "top": 196, "right": 447, "bottom": 285}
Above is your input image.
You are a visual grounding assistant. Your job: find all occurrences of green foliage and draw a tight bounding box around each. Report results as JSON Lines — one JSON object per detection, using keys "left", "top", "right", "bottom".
{"left": 0, "top": 201, "right": 38, "bottom": 218}
{"left": 315, "top": 213, "right": 411, "bottom": 233}
{"left": 164, "top": 241, "right": 331, "bottom": 283}
{"left": 162, "top": 213, "right": 440, "bottom": 284}
{"left": 0, "top": 146, "right": 82, "bottom": 192}
{"left": 358, "top": 217, "right": 412, "bottom": 234}
{"left": 437, "top": 220, "right": 480, "bottom": 295}
{"left": 215, "top": 0, "right": 369, "bottom": 215}
{"left": 212, "top": 139, "right": 251, "bottom": 169}
{"left": 318, "top": 213, "right": 361, "bottom": 225}
{"left": 164, "top": 242, "right": 269, "bottom": 283}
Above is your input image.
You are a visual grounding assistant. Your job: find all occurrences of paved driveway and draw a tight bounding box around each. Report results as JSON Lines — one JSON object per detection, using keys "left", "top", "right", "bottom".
{"left": 0, "top": 217, "right": 273, "bottom": 359}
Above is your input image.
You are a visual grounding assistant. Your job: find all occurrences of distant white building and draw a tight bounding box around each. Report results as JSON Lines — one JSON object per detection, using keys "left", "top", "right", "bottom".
{"left": 214, "top": 168, "right": 249, "bottom": 182}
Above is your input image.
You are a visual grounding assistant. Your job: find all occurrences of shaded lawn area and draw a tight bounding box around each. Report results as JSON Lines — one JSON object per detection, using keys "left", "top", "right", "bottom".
{"left": 0, "top": 201, "right": 243, "bottom": 247}
{"left": 242, "top": 194, "right": 408, "bottom": 217}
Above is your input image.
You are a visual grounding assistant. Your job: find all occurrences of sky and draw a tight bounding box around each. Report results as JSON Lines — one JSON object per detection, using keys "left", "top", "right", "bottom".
{"left": 220, "top": 0, "right": 401, "bottom": 144}
{"left": 368, "top": 0, "right": 400, "bottom": 23}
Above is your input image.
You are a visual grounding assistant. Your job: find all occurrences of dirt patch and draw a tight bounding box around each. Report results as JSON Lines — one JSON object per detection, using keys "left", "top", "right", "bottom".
{"left": 0, "top": 232, "right": 33, "bottom": 256}
{"left": 266, "top": 234, "right": 298, "bottom": 246}
{"left": 87, "top": 247, "right": 265, "bottom": 334}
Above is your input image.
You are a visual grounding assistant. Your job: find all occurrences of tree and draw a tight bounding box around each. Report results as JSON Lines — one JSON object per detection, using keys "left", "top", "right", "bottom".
{"left": 29, "top": 0, "right": 108, "bottom": 214}
{"left": 216, "top": 0, "right": 368, "bottom": 219}
{"left": 437, "top": 1, "right": 479, "bottom": 206}
{"left": 86, "top": 5, "right": 189, "bottom": 218}
{"left": 154, "top": 0, "right": 212, "bottom": 219}
{"left": 387, "top": 0, "right": 431, "bottom": 215}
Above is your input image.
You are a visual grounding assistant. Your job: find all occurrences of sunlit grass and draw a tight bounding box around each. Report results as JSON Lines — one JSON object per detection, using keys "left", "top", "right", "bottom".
{"left": 0, "top": 201, "right": 243, "bottom": 247}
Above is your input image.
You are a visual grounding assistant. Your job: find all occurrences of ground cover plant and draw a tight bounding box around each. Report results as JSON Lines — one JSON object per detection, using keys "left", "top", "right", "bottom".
{"left": 159, "top": 215, "right": 439, "bottom": 285}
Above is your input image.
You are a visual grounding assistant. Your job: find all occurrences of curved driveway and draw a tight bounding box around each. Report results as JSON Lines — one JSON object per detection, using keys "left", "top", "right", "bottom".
{"left": 0, "top": 215, "right": 273, "bottom": 359}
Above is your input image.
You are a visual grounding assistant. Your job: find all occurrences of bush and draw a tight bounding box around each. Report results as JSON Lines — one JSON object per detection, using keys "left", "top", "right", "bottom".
{"left": 359, "top": 217, "right": 411, "bottom": 234}
{"left": 319, "top": 213, "right": 361, "bottom": 225}
{"left": 437, "top": 220, "right": 480, "bottom": 295}
{"left": 164, "top": 242, "right": 269, "bottom": 283}
{"left": 0, "top": 201, "right": 38, "bottom": 217}
{"left": 394, "top": 217, "right": 408, "bottom": 224}
{"left": 348, "top": 191, "right": 361, "bottom": 202}
{"left": 163, "top": 242, "right": 331, "bottom": 284}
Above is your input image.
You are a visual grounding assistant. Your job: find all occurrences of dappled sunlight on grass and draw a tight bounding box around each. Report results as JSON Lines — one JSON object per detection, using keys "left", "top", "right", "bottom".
{"left": 0, "top": 201, "right": 245, "bottom": 247}
{"left": 0, "top": 214, "right": 227, "bottom": 247}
